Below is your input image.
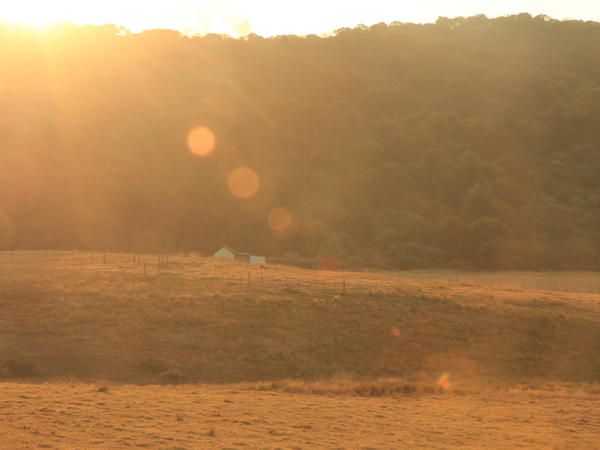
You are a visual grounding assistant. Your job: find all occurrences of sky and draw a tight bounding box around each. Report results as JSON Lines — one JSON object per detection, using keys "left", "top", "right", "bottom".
{"left": 1, "top": 0, "right": 600, "bottom": 37}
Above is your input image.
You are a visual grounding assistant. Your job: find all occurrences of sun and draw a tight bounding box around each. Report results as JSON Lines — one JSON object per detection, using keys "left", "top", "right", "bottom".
{"left": 0, "top": 0, "right": 254, "bottom": 36}
{"left": 0, "top": 1, "right": 149, "bottom": 30}
{"left": 2, "top": 2, "right": 65, "bottom": 28}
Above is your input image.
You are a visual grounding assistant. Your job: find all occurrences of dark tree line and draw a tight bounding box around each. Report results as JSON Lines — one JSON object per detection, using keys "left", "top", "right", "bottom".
{"left": 2, "top": 14, "right": 600, "bottom": 269}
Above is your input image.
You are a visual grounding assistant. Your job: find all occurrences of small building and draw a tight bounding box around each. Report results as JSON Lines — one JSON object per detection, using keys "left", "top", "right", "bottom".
{"left": 214, "top": 246, "right": 236, "bottom": 261}
{"left": 250, "top": 255, "right": 267, "bottom": 265}
{"left": 213, "top": 246, "right": 266, "bottom": 265}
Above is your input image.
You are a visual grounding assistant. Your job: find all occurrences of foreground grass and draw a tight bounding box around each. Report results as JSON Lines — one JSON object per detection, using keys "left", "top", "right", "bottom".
{"left": 0, "top": 381, "right": 598, "bottom": 449}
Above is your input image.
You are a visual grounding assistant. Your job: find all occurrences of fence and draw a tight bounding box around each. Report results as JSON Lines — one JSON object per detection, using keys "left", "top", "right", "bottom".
{"left": 0, "top": 250, "right": 356, "bottom": 296}
{"left": 2, "top": 250, "right": 600, "bottom": 296}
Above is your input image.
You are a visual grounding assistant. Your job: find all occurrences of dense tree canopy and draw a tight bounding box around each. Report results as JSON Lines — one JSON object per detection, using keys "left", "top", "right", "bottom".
{"left": 2, "top": 15, "right": 600, "bottom": 269}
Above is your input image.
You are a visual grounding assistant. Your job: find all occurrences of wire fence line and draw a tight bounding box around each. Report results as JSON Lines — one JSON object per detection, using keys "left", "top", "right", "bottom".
{"left": 0, "top": 250, "right": 359, "bottom": 296}
{"left": 3, "top": 250, "right": 600, "bottom": 296}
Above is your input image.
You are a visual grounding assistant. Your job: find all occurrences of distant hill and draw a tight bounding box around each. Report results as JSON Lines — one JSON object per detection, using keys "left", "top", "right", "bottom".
{"left": 2, "top": 15, "right": 600, "bottom": 269}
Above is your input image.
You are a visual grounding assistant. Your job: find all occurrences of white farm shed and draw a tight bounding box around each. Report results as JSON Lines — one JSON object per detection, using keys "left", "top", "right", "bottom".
{"left": 250, "top": 255, "right": 266, "bottom": 265}
{"left": 214, "top": 246, "right": 266, "bottom": 265}
{"left": 214, "top": 246, "right": 236, "bottom": 261}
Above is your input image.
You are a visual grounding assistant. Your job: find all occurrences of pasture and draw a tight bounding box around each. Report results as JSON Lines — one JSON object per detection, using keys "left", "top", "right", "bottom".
{"left": 1, "top": 251, "right": 599, "bottom": 448}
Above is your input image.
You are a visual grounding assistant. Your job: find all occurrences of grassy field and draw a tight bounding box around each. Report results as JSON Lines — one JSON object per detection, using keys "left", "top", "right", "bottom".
{"left": 1, "top": 251, "right": 599, "bottom": 448}
{"left": 1, "top": 251, "right": 599, "bottom": 384}
{"left": 1, "top": 382, "right": 598, "bottom": 449}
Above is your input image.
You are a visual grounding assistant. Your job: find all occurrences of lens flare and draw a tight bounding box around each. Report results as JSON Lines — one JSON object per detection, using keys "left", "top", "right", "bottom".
{"left": 268, "top": 207, "right": 293, "bottom": 232}
{"left": 228, "top": 167, "right": 260, "bottom": 199}
{"left": 187, "top": 126, "right": 216, "bottom": 157}
{"left": 437, "top": 372, "right": 452, "bottom": 391}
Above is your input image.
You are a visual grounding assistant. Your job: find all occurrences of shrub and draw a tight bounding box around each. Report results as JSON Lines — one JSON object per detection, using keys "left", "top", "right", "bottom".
{"left": 158, "top": 369, "right": 187, "bottom": 385}
{"left": 271, "top": 252, "right": 316, "bottom": 269}
{"left": 138, "top": 358, "right": 169, "bottom": 375}
{"left": 4, "top": 360, "right": 38, "bottom": 378}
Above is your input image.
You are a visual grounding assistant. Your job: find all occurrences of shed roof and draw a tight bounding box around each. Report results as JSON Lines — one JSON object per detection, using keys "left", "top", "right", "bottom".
{"left": 218, "top": 246, "right": 252, "bottom": 257}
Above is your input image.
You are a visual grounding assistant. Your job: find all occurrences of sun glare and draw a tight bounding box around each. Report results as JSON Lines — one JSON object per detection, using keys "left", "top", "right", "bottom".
{"left": 0, "top": 0, "right": 258, "bottom": 36}
{"left": 2, "top": 3, "right": 64, "bottom": 28}
{"left": 2, "top": 1, "right": 599, "bottom": 37}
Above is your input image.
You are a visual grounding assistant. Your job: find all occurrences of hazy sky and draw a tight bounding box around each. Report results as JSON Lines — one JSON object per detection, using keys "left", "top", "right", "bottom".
{"left": 2, "top": 0, "right": 600, "bottom": 36}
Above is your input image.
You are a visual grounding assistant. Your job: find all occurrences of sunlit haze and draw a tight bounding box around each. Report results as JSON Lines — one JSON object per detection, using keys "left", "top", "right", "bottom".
{"left": 1, "top": 0, "right": 600, "bottom": 36}
{"left": 2, "top": 0, "right": 600, "bottom": 447}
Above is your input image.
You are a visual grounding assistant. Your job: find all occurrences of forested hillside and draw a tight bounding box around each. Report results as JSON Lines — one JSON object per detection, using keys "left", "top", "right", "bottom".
{"left": 2, "top": 14, "right": 600, "bottom": 269}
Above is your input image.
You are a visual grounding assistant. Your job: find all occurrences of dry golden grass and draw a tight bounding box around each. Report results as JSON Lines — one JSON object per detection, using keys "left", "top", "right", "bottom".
{"left": 0, "top": 382, "right": 598, "bottom": 449}
{"left": 1, "top": 251, "right": 600, "bottom": 448}
{"left": 0, "top": 250, "right": 599, "bottom": 384}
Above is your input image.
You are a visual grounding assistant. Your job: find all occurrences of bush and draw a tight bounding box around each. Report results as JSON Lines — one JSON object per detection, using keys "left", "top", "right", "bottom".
{"left": 138, "top": 358, "right": 169, "bottom": 375}
{"left": 158, "top": 369, "right": 187, "bottom": 385}
{"left": 4, "top": 360, "right": 38, "bottom": 378}
{"left": 270, "top": 252, "right": 316, "bottom": 269}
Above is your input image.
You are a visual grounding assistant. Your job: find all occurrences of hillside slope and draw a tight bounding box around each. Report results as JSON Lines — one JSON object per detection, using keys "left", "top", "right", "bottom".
{"left": 2, "top": 16, "right": 600, "bottom": 269}
{"left": 1, "top": 252, "right": 599, "bottom": 384}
